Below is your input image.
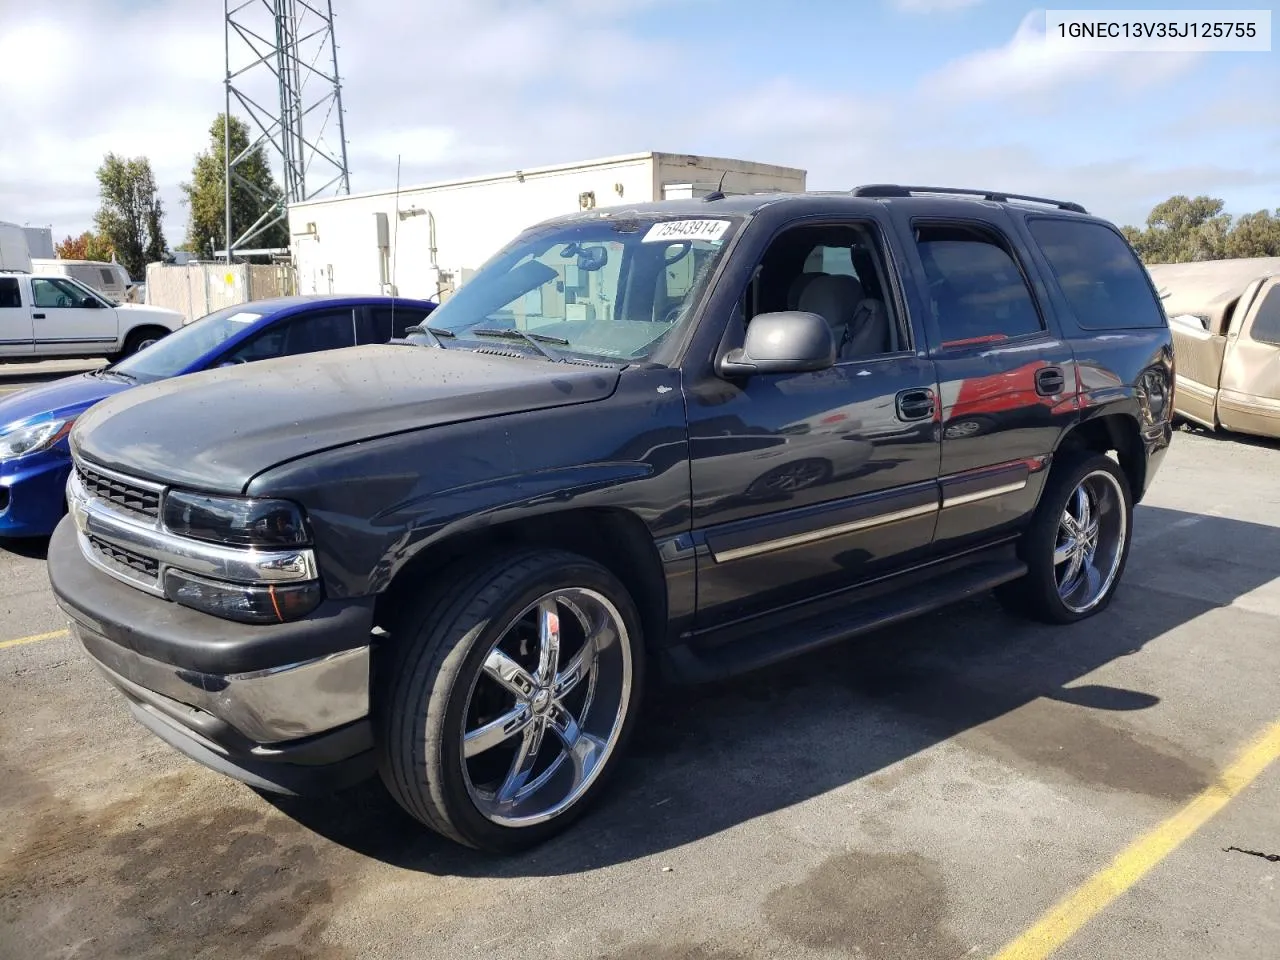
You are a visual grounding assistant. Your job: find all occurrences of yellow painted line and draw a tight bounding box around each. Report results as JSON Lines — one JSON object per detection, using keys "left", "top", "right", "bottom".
{"left": 991, "top": 717, "right": 1280, "bottom": 960}
{"left": 0, "top": 628, "right": 69, "bottom": 650}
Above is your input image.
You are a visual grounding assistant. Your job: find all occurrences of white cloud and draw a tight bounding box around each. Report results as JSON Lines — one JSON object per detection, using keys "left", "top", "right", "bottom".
{"left": 921, "top": 9, "right": 1200, "bottom": 106}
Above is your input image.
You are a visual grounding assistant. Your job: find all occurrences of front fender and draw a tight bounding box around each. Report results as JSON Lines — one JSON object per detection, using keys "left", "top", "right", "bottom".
{"left": 246, "top": 367, "right": 692, "bottom": 598}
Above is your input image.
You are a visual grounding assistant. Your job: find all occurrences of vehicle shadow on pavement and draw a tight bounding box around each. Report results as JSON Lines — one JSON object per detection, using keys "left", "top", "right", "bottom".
{"left": 1175, "top": 421, "right": 1280, "bottom": 452}
{"left": 0, "top": 537, "right": 50, "bottom": 560}
{"left": 266, "top": 503, "right": 1280, "bottom": 877}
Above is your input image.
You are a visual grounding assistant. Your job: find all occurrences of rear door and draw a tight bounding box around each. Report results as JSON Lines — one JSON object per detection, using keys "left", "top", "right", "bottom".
{"left": 1218, "top": 278, "right": 1280, "bottom": 437}
{"left": 896, "top": 212, "right": 1077, "bottom": 551}
{"left": 29, "top": 277, "right": 118, "bottom": 354}
{"left": 0, "top": 276, "right": 33, "bottom": 357}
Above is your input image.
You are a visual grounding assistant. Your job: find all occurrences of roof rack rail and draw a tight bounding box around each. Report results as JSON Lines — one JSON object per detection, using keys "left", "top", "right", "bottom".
{"left": 851, "top": 184, "right": 1087, "bottom": 214}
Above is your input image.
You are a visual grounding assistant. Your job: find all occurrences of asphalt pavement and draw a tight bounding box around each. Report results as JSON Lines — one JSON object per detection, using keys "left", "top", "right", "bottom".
{"left": 0, "top": 359, "right": 103, "bottom": 396}
{"left": 1, "top": 418, "right": 1278, "bottom": 960}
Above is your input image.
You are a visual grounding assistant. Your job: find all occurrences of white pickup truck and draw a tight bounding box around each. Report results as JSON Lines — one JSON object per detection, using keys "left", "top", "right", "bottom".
{"left": 0, "top": 271, "right": 184, "bottom": 362}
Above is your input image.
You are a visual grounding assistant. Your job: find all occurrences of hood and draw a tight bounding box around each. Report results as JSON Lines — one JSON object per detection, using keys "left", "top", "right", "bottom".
{"left": 116, "top": 303, "right": 184, "bottom": 324}
{"left": 0, "top": 371, "right": 130, "bottom": 432}
{"left": 70, "top": 344, "right": 621, "bottom": 492}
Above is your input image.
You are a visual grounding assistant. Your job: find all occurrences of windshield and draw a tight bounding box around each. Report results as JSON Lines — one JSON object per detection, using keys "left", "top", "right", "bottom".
{"left": 418, "top": 214, "right": 743, "bottom": 363}
{"left": 112, "top": 304, "right": 267, "bottom": 381}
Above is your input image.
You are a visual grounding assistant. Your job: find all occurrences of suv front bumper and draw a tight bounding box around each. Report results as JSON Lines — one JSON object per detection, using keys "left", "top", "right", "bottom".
{"left": 47, "top": 515, "right": 378, "bottom": 795}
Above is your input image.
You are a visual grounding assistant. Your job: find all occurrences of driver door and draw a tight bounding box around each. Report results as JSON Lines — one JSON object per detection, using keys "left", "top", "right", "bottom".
{"left": 30, "top": 277, "right": 118, "bottom": 353}
{"left": 1217, "top": 278, "right": 1280, "bottom": 436}
{"left": 687, "top": 216, "right": 942, "bottom": 629}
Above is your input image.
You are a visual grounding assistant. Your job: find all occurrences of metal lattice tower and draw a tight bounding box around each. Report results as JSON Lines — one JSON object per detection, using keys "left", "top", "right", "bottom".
{"left": 222, "top": 0, "right": 351, "bottom": 259}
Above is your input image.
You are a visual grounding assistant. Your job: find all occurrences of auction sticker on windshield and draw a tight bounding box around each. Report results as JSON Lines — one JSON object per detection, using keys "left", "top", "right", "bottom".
{"left": 642, "top": 219, "right": 731, "bottom": 243}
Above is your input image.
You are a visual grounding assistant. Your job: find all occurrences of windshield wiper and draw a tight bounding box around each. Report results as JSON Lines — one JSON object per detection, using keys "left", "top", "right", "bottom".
{"left": 470, "top": 327, "right": 568, "bottom": 361}
{"left": 92, "top": 365, "right": 135, "bottom": 383}
{"left": 402, "top": 324, "right": 456, "bottom": 348}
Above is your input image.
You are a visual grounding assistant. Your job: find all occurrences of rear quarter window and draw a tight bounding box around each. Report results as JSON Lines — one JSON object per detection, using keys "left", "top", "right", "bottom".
{"left": 0, "top": 277, "right": 19, "bottom": 309}
{"left": 1027, "top": 218, "right": 1165, "bottom": 330}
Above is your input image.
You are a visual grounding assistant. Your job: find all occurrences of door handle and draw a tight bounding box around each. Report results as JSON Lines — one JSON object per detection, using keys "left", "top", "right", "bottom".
{"left": 895, "top": 388, "right": 936, "bottom": 422}
{"left": 32, "top": 313, "right": 46, "bottom": 319}
{"left": 1035, "top": 365, "right": 1066, "bottom": 396}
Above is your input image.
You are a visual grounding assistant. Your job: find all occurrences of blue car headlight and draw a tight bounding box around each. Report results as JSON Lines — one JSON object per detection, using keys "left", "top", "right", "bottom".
{"left": 0, "top": 419, "right": 74, "bottom": 461}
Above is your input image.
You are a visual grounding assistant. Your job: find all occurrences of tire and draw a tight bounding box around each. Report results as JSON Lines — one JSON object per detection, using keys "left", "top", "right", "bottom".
{"left": 119, "top": 327, "right": 165, "bottom": 359}
{"left": 995, "top": 451, "right": 1133, "bottom": 625}
{"left": 378, "top": 548, "right": 646, "bottom": 852}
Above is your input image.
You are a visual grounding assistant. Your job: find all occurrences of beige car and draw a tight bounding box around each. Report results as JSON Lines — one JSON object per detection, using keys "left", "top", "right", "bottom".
{"left": 1148, "top": 257, "right": 1280, "bottom": 440}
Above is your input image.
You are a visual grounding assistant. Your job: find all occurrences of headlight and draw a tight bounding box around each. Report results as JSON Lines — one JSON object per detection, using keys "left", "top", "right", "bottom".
{"left": 0, "top": 419, "right": 74, "bottom": 460}
{"left": 162, "top": 490, "right": 311, "bottom": 547}
{"left": 163, "top": 569, "right": 322, "bottom": 625}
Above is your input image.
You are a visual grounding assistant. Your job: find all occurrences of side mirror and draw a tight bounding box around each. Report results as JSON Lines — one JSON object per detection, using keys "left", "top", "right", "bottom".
{"left": 716, "top": 311, "right": 835, "bottom": 378}
{"left": 83, "top": 298, "right": 102, "bottom": 309}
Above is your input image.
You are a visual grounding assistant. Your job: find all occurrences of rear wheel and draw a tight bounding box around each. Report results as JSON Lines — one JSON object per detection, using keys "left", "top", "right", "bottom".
{"left": 996, "top": 452, "right": 1133, "bottom": 624}
{"left": 378, "top": 549, "right": 645, "bottom": 852}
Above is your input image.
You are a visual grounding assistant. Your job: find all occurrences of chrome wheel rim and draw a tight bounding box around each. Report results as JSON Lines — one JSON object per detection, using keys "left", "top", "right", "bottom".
{"left": 1054, "top": 470, "right": 1127, "bottom": 614}
{"left": 460, "top": 587, "right": 632, "bottom": 827}
{"left": 137, "top": 338, "right": 158, "bottom": 351}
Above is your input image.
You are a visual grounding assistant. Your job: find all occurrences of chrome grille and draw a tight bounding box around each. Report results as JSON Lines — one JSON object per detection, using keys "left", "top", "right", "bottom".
{"left": 67, "top": 464, "right": 319, "bottom": 599}
{"left": 76, "top": 464, "right": 161, "bottom": 519}
{"left": 87, "top": 534, "right": 160, "bottom": 580}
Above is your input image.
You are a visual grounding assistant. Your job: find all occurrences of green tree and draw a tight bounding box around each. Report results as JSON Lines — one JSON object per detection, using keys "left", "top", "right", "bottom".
{"left": 1142, "top": 195, "right": 1230, "bottom": 262}
{"left": 180, "top": 113, "right": 288, "bottom": 257}
{"left": 1223, "top": 209, "right": 1280, "bottom": 258}
{"left": 92, "top": 153, "right": 167, "bottom": 279}
{"left": 1121, "top": 195, "right": 1280, "bottom": 264}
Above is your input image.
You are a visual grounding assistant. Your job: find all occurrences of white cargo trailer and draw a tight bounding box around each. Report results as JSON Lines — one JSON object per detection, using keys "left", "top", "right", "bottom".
{"left": 0, "top": 221, "right": 32, "bottom": 273}
{"left": 287, "top": 151, "right": 806, "bottom": 301}
{"left": 22, "top": 226, "right": 55, "bottom": 260}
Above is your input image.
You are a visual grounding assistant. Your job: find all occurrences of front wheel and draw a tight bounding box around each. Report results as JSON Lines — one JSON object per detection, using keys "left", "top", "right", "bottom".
{"left": 378, "top": 549, "right": 645, "bottom": 852}
{"left": 996, "top": 452, "right": 1133, "bottom": 624}
{"left": 117, "top": 327, "right": 166, "bottom": 360}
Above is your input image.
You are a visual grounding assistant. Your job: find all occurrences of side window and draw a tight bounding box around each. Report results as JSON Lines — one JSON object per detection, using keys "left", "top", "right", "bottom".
{"left": 0, "top": 277, "right": 20, "bottom": 309}
{"left": 914, "top": 223, "right": 1043, "bottom": 347}
{"left": 99, "top": 268, "right": 116, "bottom": 287}
{"left": 225, "top": 309, "right": 356, "bottom": 363}
{"left": 31, "top": 278, "right": 93, "bottom": 308}
{"left": 802, "top": 245, "right": 860, "bottom": 279}
{"left": 363, "top": 306, "right": 432, "bottom": 343}
{"left": 744, "top": 222, "right": 906, "bottom": 359}
{"left": 1027, "top": 218, "right": 1164, "bottom": 330}
{"left": 1249, "top": 286, "right": 1280, "bottom": 347}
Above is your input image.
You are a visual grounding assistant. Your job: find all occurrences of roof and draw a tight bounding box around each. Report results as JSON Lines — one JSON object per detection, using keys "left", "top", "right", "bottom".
{"left": 289, "top": 151, "right": 807, "bottom": 209}
{"left": 531, "top": 187, "right": 1102, "bottom": 228}
{"left": 232, "top": 293, "right": 438, "bottom": 313}
{"left": 1146, "top": 257, "right": 1280, "bottom": 328}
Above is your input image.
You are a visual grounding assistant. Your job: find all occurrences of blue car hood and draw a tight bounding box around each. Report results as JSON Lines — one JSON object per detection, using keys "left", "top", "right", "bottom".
{"left": 0, "top": 372, "right": 131, "bottom": 430}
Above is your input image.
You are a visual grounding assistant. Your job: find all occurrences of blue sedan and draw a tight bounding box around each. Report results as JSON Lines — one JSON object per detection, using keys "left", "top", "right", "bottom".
{"left": 0, "top": 293, "right": 436, "bottom": 539}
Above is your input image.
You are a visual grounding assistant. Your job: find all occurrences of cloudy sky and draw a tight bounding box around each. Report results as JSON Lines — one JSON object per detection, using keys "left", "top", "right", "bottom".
{"left": 1, "top": 0, "right": 1276, "bottom": 248}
